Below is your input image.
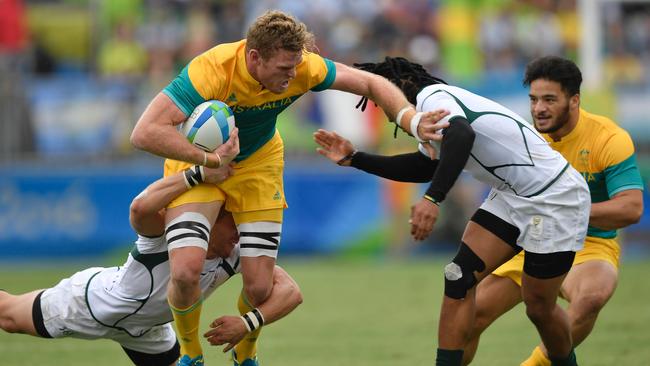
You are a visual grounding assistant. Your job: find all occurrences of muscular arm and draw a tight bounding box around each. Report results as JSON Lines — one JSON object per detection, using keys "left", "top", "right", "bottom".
{"left": 204, "top": 266, "right": 303, "bottom": 351}
{"left": 589, "top": 189, "right": 644, "bottom": 230}
{"left": 130, "top": 93, "right": 222, "bottom": 168}
{"left": 256, "top": 266, "right": 303, "bottom": 324}
{"left": 129, "top": 173, "right": 190, "bottom": 237}
{"left": 130, "top": 165, "right": 232, "bottom": 237}
{"left": 330, "top": 63, "right": 418, "bottom": 133}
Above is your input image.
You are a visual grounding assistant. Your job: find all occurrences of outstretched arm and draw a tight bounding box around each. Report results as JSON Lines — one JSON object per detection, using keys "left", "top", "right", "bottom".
{"left": 329, "top": 63, "right": 448, "bottom": 139}
{"left": 313, "top": 129, "right": 438, "bottom": 182}
{"left": 314, "top": 118, "right": 475, "bottom": 241}
{"left": 203, "top": 266, "right": 303, "bottom": 352}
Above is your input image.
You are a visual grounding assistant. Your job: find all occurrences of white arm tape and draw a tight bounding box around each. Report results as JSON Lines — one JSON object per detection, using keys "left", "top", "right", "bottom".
{"left": 241, "top": 308, "right": 265, "bottom": 332}
{"left": 395, "top": 106, "right": 412, "bottom": 126}
{"left": 409, "top": 112, "right": 425, "bottom": 142}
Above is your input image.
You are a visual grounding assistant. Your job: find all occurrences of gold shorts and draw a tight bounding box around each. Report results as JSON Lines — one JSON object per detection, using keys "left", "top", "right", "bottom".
{"left": 163, "top": 131, "right": 287, "bottom": 224}
{"left": 492, "top": 236, "right": 620, "bottom": 286}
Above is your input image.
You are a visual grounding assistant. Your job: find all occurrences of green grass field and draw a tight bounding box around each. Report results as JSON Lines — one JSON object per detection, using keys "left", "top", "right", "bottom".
{"left": 1, "top": 257, "right": 649, "bottom": 365}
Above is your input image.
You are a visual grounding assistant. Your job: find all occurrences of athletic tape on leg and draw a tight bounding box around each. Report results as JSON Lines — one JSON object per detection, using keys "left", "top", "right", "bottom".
{"left": 166, "top": 212, "right": 211, "bottom": 251}
{"left": 238, "top": 221, "right": 282, "bottom": 258}
{"left": 444, "top": 242, "right": 486, "bottom": 299}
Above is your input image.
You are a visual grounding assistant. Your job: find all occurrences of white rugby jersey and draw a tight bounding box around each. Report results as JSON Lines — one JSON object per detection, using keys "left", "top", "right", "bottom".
{"left": 416, "top": 84, "right": 569, "bottom": 197}
{"left": 84, "top": 235, "right": 240, "bottom": 337}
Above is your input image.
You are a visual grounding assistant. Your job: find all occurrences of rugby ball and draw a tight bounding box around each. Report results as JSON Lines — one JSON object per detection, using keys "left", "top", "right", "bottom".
{"left": 180, "top": 100, "right": 235, "bottom": 152}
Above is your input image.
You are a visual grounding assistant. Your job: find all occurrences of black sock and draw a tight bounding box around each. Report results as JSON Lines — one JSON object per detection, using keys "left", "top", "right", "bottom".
{"left": 550, "top": 349, "right": 577, "bottom": 366}
{"left": 436, "top": 348, "right": 464, "bottom": 366}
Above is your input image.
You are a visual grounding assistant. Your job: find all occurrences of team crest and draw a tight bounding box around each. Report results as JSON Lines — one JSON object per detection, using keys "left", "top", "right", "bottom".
{"left": 578, "top": 149, "right": 596, "bottom": 182}
{"left": 579, "top": 149, "right": 590, "bottom": 165}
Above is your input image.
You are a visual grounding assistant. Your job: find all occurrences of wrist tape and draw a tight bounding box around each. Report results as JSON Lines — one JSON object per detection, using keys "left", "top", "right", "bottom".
{"left": 409, "top": 112, "right": 425, "bottom": 142}
{"left": 241, "top": 308, "right": 265, "bottom": 332}
{"left": 183, "top": 165, "right": 205, "bottom": 189}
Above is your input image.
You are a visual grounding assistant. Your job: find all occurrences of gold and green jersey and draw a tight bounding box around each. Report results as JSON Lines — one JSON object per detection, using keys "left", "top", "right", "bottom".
{"left": 544, "top": 109, "right": 644, "bottom": 239}
{"left": 163, "top": 39, "right": 336, "bottom": 161}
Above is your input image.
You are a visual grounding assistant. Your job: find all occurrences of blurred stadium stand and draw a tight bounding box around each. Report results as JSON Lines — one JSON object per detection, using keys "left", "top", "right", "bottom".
{"left": 1, "top": 0, "right": 649, "bottom": 259}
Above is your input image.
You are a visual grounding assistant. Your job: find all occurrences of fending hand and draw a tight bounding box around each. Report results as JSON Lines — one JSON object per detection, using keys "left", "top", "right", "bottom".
{"left": 313, "top": 129, "right": 356, "bottom": 166}
{"left": 204, "top": 315, "right": 248, "bottom": 353}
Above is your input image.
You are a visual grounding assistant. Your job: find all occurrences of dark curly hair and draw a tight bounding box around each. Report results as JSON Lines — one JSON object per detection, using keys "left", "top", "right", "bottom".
{"left": 523, "top": 56, "right": 582, "bottom": 97}
{"left": 354, "top": 56, "right": 447, "bottom": 109}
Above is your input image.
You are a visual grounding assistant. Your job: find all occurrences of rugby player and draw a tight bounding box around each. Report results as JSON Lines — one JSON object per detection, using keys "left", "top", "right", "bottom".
{"left": 462, "top": 56, "right": 644, "bottom": 366}
{"left": 314, "top": 56, "right": 591, "bottom": 366}
{"left": 0, "top": 162, "right": 303, "bottom": 366}
{"left": 130, "top": 10, "right": 443, "bottom": 366}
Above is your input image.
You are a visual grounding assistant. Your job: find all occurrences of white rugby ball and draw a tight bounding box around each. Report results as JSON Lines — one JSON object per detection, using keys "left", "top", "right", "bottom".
{"left": 180, "top": 100, "right": 235, "bottom": 152}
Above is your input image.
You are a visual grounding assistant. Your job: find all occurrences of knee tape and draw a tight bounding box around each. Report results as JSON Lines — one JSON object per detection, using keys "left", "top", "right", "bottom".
{"left": 444, "top": 243, "right": 486, "bottom": 299}
{"left": 165, "top": 212, "right": 211, "bottom": 251}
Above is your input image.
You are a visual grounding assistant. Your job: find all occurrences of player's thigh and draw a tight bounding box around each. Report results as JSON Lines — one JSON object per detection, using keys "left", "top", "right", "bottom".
{"left": 165, "top": 201, "right": 223, "bottom": 227}
{"left": 166, "top": 201, "right": 224, "bottom": 272}
{"left": 236, "top": 215, "right": 283, "bottom": 281}
{"left": 521, "top": 250, "right": 574, "bottom": 305}
{"left": 0, "top": 289, "right": 41, "bottom": 335}
{"left": 234, "top": 212, "right": 283, "bottom": 304}
{"left": 473, "top": 275, "right": 522, "bottom": 334}
{"left": 561, "top": 260, "right": 618, "bottom": 305}
{"left": 521, "top": 272, "right": 566, "bottom": 308}
{"left": 492, "top": 251, "right": 525, "bottom": 287}
{"left": 220, "top": 131, "right": 287, "bottom": 216}
{"left": 461, "top": 220, "right": 519, "bottom": 282}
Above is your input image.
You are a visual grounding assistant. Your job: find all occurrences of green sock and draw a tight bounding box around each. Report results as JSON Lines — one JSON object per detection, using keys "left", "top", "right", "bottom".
{"left": 436, "top": 348, "right": 464, "bottom": 366}
{"left": 550, "top": 349, "right": 577, "bottom": 366}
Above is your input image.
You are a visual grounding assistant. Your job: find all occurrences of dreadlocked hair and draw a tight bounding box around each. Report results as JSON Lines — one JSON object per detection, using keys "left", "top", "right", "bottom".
{"left": 354, "top": 57, "right": 447, "bottom": 137}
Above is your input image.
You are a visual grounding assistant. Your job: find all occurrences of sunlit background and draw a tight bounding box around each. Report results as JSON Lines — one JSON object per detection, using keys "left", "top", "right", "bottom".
{"left": 1, "top": 0, "right": 648, "bottom": 258}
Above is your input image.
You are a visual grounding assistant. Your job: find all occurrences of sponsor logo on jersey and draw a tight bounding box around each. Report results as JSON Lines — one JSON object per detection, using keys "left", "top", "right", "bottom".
{"left": 231, "top": 97, "right": 295, "bottom": 114}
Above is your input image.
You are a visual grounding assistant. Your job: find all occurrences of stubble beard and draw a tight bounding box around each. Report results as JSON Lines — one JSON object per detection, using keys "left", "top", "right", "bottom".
{"left": 534, "top": 103, "right": 571, "bottom": 135}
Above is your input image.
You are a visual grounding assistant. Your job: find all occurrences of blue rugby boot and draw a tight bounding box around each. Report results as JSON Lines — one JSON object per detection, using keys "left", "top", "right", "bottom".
{"left": 232, "top": 350, "right": 259, "bottom": 366}
{"left": 177, "top": 354, "right": 205, "bottom": 366}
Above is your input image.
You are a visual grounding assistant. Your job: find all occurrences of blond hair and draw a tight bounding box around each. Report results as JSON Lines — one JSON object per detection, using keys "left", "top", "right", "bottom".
{"left": 246, "top": 10, "right": 316, "bottom": 59}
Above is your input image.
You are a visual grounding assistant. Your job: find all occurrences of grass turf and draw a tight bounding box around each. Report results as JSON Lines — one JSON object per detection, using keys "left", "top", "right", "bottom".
{"left": 0, "top": 257, "right": 649, "bottom": 365}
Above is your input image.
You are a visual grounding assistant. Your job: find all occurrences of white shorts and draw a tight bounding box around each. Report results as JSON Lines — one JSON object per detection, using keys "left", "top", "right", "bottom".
{"left": 38, "top": 267, "right": 177, "bottom": 355}
{"left": 479, "top": 167, "right": 590, "bottom": 254}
